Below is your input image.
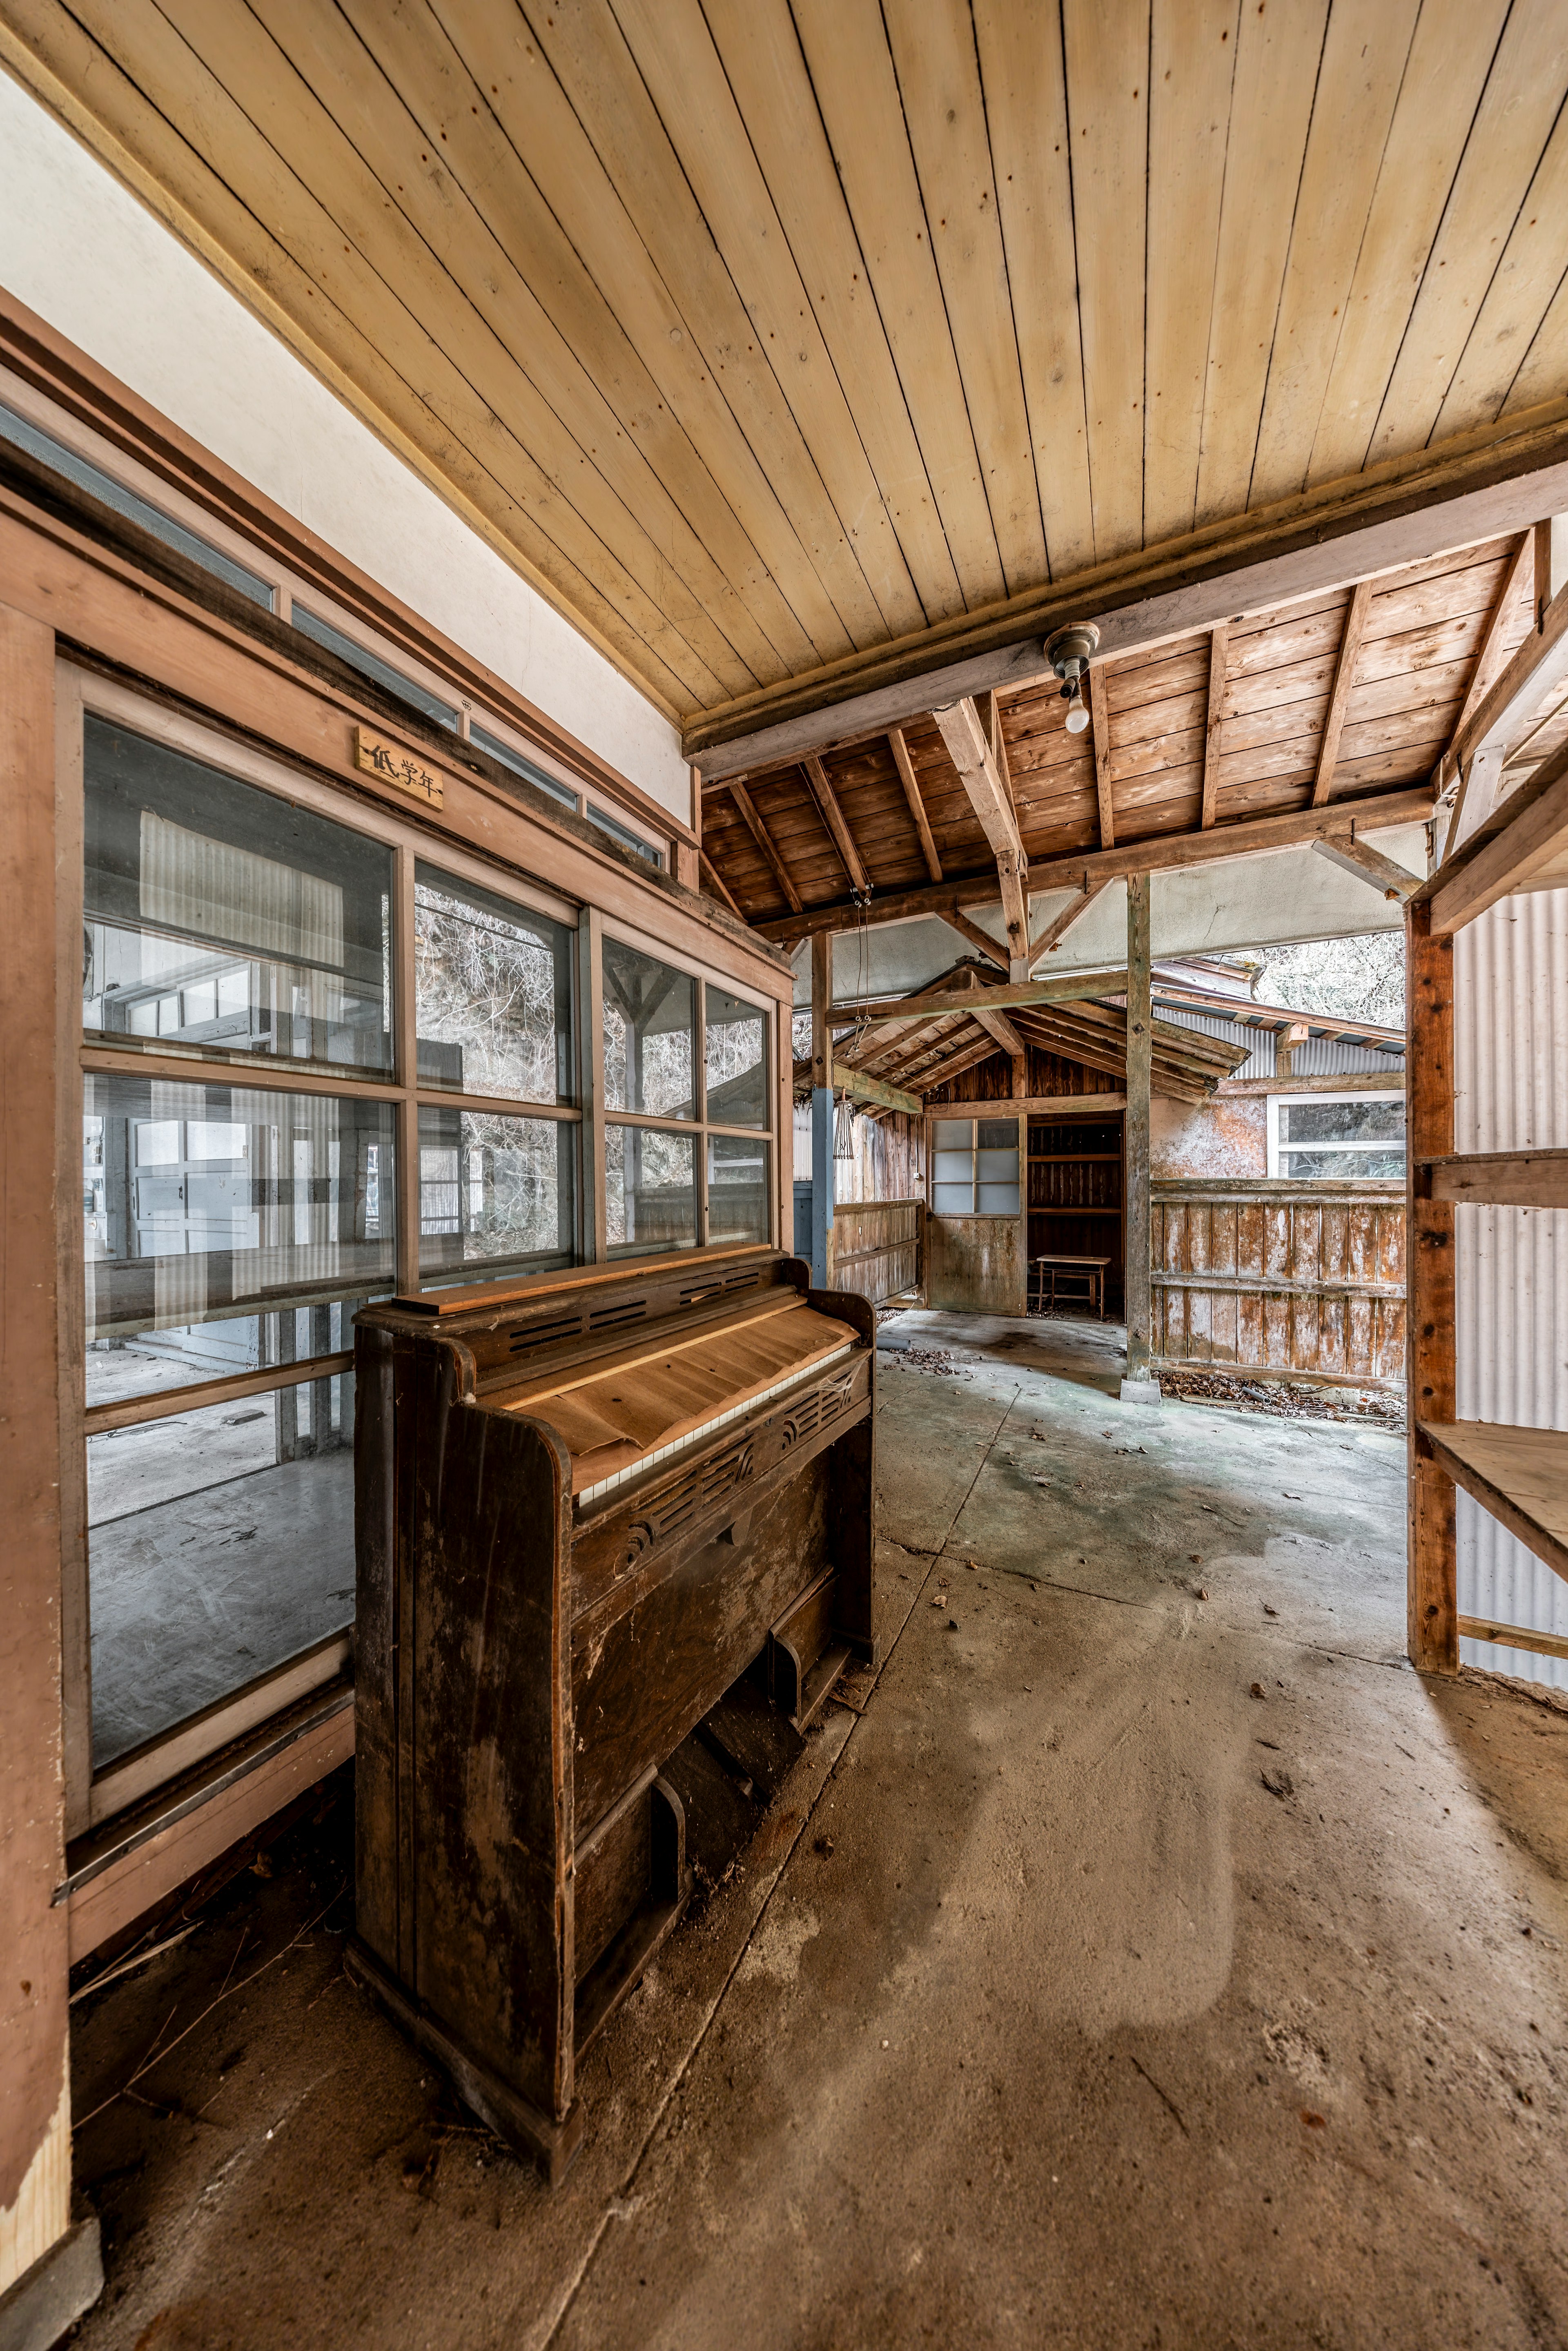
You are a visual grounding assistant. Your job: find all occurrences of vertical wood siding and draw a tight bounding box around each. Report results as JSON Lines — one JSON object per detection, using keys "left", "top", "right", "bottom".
{"left": 829, "top": 1199, "right": 922, "bottom": 1308}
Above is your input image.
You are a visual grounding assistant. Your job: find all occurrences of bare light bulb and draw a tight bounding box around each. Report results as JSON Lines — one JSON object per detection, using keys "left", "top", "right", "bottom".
{"left": 1064, "top": 690, "right": 1089, "bottom": 734}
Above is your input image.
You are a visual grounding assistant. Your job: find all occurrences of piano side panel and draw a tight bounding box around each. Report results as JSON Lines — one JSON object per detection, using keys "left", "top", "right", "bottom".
{"left": 572, "top": 1455, "right": 832, "bottom": 1827}
{"left": 810, "top": 1290, "right": 878, "bottom": 1664}
{"left": 353, "top": 1323, "right": 399, "bottom": 1973}
{"left": 409, "top": 1377, "right": 577, "bottom": 2122}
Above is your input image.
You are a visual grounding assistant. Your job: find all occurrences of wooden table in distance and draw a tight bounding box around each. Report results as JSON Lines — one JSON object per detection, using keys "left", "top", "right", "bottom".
{"left": 1029, "top": 1255, "right": 1113, "bottom": 1320}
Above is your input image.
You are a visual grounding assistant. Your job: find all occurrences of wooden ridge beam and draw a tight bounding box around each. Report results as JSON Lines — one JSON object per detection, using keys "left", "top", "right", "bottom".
{"left": 1200, "top": 625, "right": 1228, "bottom": 829}
{"left": 1311, "top": 836, "right": 1421, "bottom": 901}
{"left": 932, "top": 697, "right": 1030, "bottom": 966}
{"left": 802, "top": 752, "right": 869, "bottom": 895}
{"left": 1029, "top": 880, "right": 1110, "bottom": 969}
{"left": 1311, "top": 582, "right": 1372, "bottom": 808}
{"left": 753, "top": 784, "right": 1439, "bottom": 942}
{"left": 887, "top": 725, "right": 942, "bottom": 883}
{"left": 727, "top": 781, "right": 802, "bottom": 915}
{"left": 1088, "top": 663, "right": 1114, "bottom": 849}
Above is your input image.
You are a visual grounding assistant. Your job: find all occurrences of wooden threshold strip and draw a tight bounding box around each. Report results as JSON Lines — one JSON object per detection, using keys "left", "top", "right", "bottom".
{"left": 1418, "top": 1420, "right": 1568, "bottom": 1587}
{"left": 1457, "top": 1616, "right": 1568, "bottom": 1666}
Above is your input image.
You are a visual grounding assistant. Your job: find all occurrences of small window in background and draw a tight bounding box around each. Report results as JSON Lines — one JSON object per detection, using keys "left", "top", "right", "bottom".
{"left": 705, "top": 985, "right": 768, "bottom": 1128}
{"left": 606, "top": 1124, "right": 695, "bottom": 1255}
{"left": 0, "top": 397, "right": 276, "bottom": 607}
{"left": 83, "top": 718, "right": 394, "bottom": 1076}
{"left": 931, "top": 1117, "right": 1020, "bottom": 1216}
{"left": 470, "top": 723, "right": 579, "bottom": 811}
{"left": 414, "top": 865, "right": 573, "bottom": 1103}
{"left": 603, "top": 939, "right": 695, "bottom": 1119}
{"left": 1270, "top": 1094, "right": 1405, "bottom": 1180}
{"left": 586, "top": 802, "right": 663, "bottom": 868}
{"left": 291, "top": 605, "right": 459, "bottom": 730}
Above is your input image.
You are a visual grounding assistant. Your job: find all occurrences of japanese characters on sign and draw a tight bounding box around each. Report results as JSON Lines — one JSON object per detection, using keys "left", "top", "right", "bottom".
{"left": 354, "top": 725, "right": 444, "bottom": 807}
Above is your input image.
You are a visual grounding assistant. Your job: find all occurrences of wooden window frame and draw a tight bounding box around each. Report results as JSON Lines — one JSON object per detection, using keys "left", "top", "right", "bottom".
{"left": 1265, "top": 1088, "right": 1406, "bottom": 1179}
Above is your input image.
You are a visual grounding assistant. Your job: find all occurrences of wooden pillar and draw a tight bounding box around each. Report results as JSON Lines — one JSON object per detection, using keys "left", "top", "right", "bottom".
{"left": 672, "top": 762, "right": 701, "bottom": 892}
{"left": 1121, "top": 873, "right": 1156, "bottom": 1399}
{"left": 1407, "top": 897, "right": 1458, "bottom": 1674}
{"left": 810, "top": 931, "right": 834, "bottom": 1288}
{"left": 0, "top": 604, "right": 98, "bottom": 2323}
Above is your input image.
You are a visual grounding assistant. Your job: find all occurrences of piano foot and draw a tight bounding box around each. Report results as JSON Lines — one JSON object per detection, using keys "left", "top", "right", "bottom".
{"left": 344, "top": 1937, "right": 586, "bottom": 2186}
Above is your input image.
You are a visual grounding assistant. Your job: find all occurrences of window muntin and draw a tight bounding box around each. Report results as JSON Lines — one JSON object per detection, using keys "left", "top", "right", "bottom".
{"left": 606, "top": 1124, "right": 696, "bottom": 1255}
{"left": 1268, "top": 1092, "right": 1405, "bottom": 1180}
{"left": 705, "top": 985, "right": 768, "bottom": 1129}
{"left": 931, "top": 1116, "right": 1021, "bottom": 1215}
{"left": 0, "top": 398, "right": 276, "bottom": 607}
{"left": 708, "top": 1134, "right": 770, "bottom": 1246}
{"left": 414, "top": 865, "right": 573, "bottom": 1103}
{"left": 83, "top": 717, "right": 394, "bottom": 1076}
{"left": 87, "top": 1374, "right": 354, "bottom": 1770}
{"left": 291, "top": 604, "right": 459, "bottom": 730}
{"left": 418, "top": 1107, "right": 576, "bottom": 1283}
{"left": 603, "top": 939, "right": 696, "bottom": 1119}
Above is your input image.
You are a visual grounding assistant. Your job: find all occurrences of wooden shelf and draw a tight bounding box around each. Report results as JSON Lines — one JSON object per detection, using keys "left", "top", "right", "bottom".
{"left": 1419, "top": 1149, "right": 1568, "bottom": 1208}
{"left": 1418, "top": 1421, "right": 1568, "bottom": 1586}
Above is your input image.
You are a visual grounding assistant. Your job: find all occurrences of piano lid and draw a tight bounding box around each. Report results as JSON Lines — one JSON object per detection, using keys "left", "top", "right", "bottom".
{"left": 496, "top": 1296, "right": 856, "bottom": 1497}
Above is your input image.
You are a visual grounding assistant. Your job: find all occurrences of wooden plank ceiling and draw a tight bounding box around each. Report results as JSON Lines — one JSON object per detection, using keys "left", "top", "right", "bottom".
{"left": 6, "top": 0, "right": 1567, "bottom": 735}
{"left": 705, "top": 533, "right": 1535, "bottom": 934}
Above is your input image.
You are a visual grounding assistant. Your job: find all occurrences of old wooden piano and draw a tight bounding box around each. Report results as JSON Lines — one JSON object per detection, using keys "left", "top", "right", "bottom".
{"left": 347, "top": 1244, "right": 875, "bottom": 2180}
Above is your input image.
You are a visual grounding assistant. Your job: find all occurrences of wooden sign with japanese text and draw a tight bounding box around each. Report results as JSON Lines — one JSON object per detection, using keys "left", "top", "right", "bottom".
{"left": 354, "top": 726, "right": 443, "bottom": 807}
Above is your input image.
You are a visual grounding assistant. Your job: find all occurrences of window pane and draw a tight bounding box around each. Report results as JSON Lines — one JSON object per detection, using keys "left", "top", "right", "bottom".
{"left": 932, "top": 1183, "right": 973, "bottom": 1214}
{"left": 586, "top": 804, "right": 662, "bottom": 867}
{"left": 606, "top": 1125, "right": 695, "bottom": 1255}
{"left": 977, "top": 1181, "right": 1021, "bottom": 1214}
{"left": 603, "top": 940, "right": 695, "bottom": 1118}
{"left": 87, "top": 1378, "right": 354, "bottom": 1769}
{"left": 1281, "top": 1097, "right": 1405, "bottom": 1143}
{"left": 1281, "top": 1148, "right": 1405, "bottom": 1180}
{"left": 83, "top": 1073, "right": 394, "bottom": 1353}
{"left": 418, "top": 1107, "right": 576, "bottom": 1282}
{"left": 470, "top": 724, "right": 578, "bottom": 809}
{"left": 706, "top": 985, "right": 768, "bottom": 1128}
{"left": 708, "top": 1134, "right": 771, "bottom": 1245}
{"left": 978, "top": 1118, "right": 1019, "bottom": 1150}
{"left": 0, "top": 399, "right": 274, "bottom": 607}
{"left": 933, "top": 1151, "right": 974, "bottom": 1183}
{"left": 86, "top": 1298, "right": 369, "bottom": 1411}
{"left": 84, "top": 718, "right": 394, "bottom": 1076}
{"left": 976, "top": 1148, "right": 1020, "bottom": 1182}
{"left": 934, "top": 1119, "right": 973, "bottom": 1149}
{"left": 414, "top": 865, "right": 573, "bottom": 1103}
{"left": 291, "top": 605, "right": 458, "bottom": 729}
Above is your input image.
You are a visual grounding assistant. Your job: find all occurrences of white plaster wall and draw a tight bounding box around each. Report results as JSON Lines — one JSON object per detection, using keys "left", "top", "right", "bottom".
{"left": 0, "top": 71, "right": 688, "bottom": 816}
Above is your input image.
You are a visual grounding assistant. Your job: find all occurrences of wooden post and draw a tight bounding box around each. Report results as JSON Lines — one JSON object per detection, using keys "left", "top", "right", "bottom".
{"left": 0, "top": 603, "right": 98, "bottom": 2321}
{"left": 1121, "top": 874, "right": 1156, "bottom": 1400}
{"left": 811, "top": 931, "right": 834, "bottom": 1289}
{"left": 1407, "top": 898, "right": 1458, "bottom": 1674}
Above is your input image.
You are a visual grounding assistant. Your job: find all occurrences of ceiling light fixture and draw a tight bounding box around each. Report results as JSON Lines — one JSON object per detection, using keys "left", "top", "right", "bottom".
{"left": 1046, "top": 622, "right": 1101, "bottom": 736}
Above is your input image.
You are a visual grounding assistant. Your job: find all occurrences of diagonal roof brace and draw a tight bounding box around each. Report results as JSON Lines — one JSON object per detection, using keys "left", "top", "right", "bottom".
{"left": 931, "top": 697, "right": 1031, "bottom": 971}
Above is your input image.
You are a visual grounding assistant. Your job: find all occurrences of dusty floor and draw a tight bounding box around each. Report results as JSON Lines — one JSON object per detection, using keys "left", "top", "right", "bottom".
{"left": 67, "top": 1311, "right": 1568, "bottom": 2350}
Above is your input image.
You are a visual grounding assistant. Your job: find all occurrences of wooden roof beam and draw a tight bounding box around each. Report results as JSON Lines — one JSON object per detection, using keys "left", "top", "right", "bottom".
{"left": 1311, "top": 836, "right": 1420, "bottom": 902}
{"left": 1087, "top": 663, "right": 1114, "bottom": 848}
{"left": 887, "top": 726, "right": 943, "bottom": 883}
{"left": 802, "top": 751, "right": 870, "bottom": 896}
{"left": 1441, "top": 533, "right": 1532, "bottom": 780}
{"left": 698, "top": 844, "right": 744, "bottom": 919}
{"left": 727, "top": 780, "right": 802, "bottom": 915}
{"left": 1199, "top": 625, "right": 1228, "bottom": 829}
{"left": 1028, "top": 880, "right": 1111, "bottom": 970}
{"left": 932, "top": 697, "right": 1030, "bottom": 969}
{"left": 826, "top": 968, "right": 1130, "bottom": 1025}
{"left": 1448, "top": 578, "right": 1568, "bottom": 779}
{"left": 1311, "top": 582, "right": 1372, "bottom": 808}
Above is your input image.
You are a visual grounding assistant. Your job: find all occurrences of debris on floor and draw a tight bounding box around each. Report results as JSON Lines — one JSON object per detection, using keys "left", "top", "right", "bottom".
{"left": 1158, "top": 1366, "right": 1403, "bottom": 1424}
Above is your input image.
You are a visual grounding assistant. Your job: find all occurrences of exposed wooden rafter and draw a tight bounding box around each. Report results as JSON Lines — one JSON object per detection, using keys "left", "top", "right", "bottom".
{"left": 1199, "top": 624, "right": 1228, "bottom": 829}
{"left": 1087, "top": 663, "right": 1114, "bottom": 849}
{"left": 887, "top": 726, "right": 943, "bottom": 883}
{"left": 1311, "top": 582, "right": 1372, "bottom": 808}
{"left": 1443, "top": 532, "right": 1532, "bottom": 771}
{"left": 1029, "top": 880, "right": 1111, "bottom": 970}
{"left": 944, "top": 909, "right": 1009, "bottom": 969}
{"left": 698, "top": 844, "right": 744, "bottom": 918}
{"left": 1311, "top": 836, "right": 1420, "bottom": 901}
{"left": 801, "top": 751, "right": 869, "bottom": 895}
{"left": 726, "top": 780, "right": 802, "bottom": 914}
{"left": 932, "top": 697, "right": 1030, "bottom": 967}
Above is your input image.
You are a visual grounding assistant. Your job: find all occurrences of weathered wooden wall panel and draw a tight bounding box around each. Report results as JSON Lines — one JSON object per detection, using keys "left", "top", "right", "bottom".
{"left": 829, "top": 1199, "right": 922, "bottom": 1308}
{"left": 1152, "top": 1179, "right": 1405, "bottom": 1389}
{"left": 926, "top": 1215, "right": 1026, "bottom": 1316}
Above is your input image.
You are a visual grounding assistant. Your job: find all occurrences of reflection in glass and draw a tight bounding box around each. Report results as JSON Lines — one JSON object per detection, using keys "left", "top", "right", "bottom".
{"left": 414, "top": 865, "right": 573, "bottom": 1102}
{"left": 82, "top": 1074, "right": 394, "bottom": 1360}
{"left": 83, "top": 718, "right": 393, "bottom": 1073}
{"left": 603, "top": 940, "right": 694, "bottom": 1118}
{"left": 1281, "top": 1099, "right": 1405, "bottom": 1144}
{"left": 418, "top": 1107, "right": 575, "bottom": 1282}
{"left": 1280, "top": 1149, "right": 1405, "bottom": 1180}
{"left": 606, "top": 1126, "right": 695, "bottom": 1255}
{"left": 87, "top": 1378, "right": 354, "bottom": 1768}
{"left": 705, "top": 985, "right": 768, "bottom": 1128}
{"left": 708, "top": 1134, "right": 770, "bottom": 1246}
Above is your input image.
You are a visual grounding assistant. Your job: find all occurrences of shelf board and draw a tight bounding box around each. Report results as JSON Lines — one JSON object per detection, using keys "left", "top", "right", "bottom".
{"left": 1418, "top": 1149, "right": 1568, "bottom": 1208}
{"left": 1418, "top": 1421, "right": 1568, "bottom": 1586}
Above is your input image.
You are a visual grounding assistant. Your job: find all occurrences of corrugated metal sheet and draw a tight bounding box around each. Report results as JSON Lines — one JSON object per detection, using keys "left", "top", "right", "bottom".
{"left": 1453, "top": 887, "right": 1568, "bottom": 1691}
{"left": 1154, "top": 1005, "right": 1402, "bottom": 1081}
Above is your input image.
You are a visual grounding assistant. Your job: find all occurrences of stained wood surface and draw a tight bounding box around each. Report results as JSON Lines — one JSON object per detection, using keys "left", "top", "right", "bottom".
{"left": 11, "top": 4, "right": 1568, "bottom": 726}
{"left": 1419, "top": 1423, "right": 1568, "bottom": 1588}
{"left": 1421, "top": 1149, "right": 1568, "bottom": 1208}
{"left": 1406, "top": 900, "right": 1457, "bottom": 1676}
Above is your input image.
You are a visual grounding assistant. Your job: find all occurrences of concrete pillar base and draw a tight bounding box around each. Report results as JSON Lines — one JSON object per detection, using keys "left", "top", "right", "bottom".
{"left": 1119, "top": 1377, "right": 1163, "bottom": 1406}
{"left": 0, "top": 2219, "right": 102, "bottom": 2351}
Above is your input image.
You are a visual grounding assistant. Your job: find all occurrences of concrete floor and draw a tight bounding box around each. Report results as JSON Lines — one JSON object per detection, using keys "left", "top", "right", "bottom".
{"left": 68, "top": 1312, "right": 1568, "bottom": 2349}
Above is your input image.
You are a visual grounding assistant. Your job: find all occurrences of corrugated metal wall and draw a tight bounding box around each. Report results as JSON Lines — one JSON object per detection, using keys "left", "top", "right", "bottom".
{"left": 1154, "top": 1005, "right": 1403, "bottom": 1082}
{"left": 1453, "top": 887, "right": 1568, "bottom": 1691}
